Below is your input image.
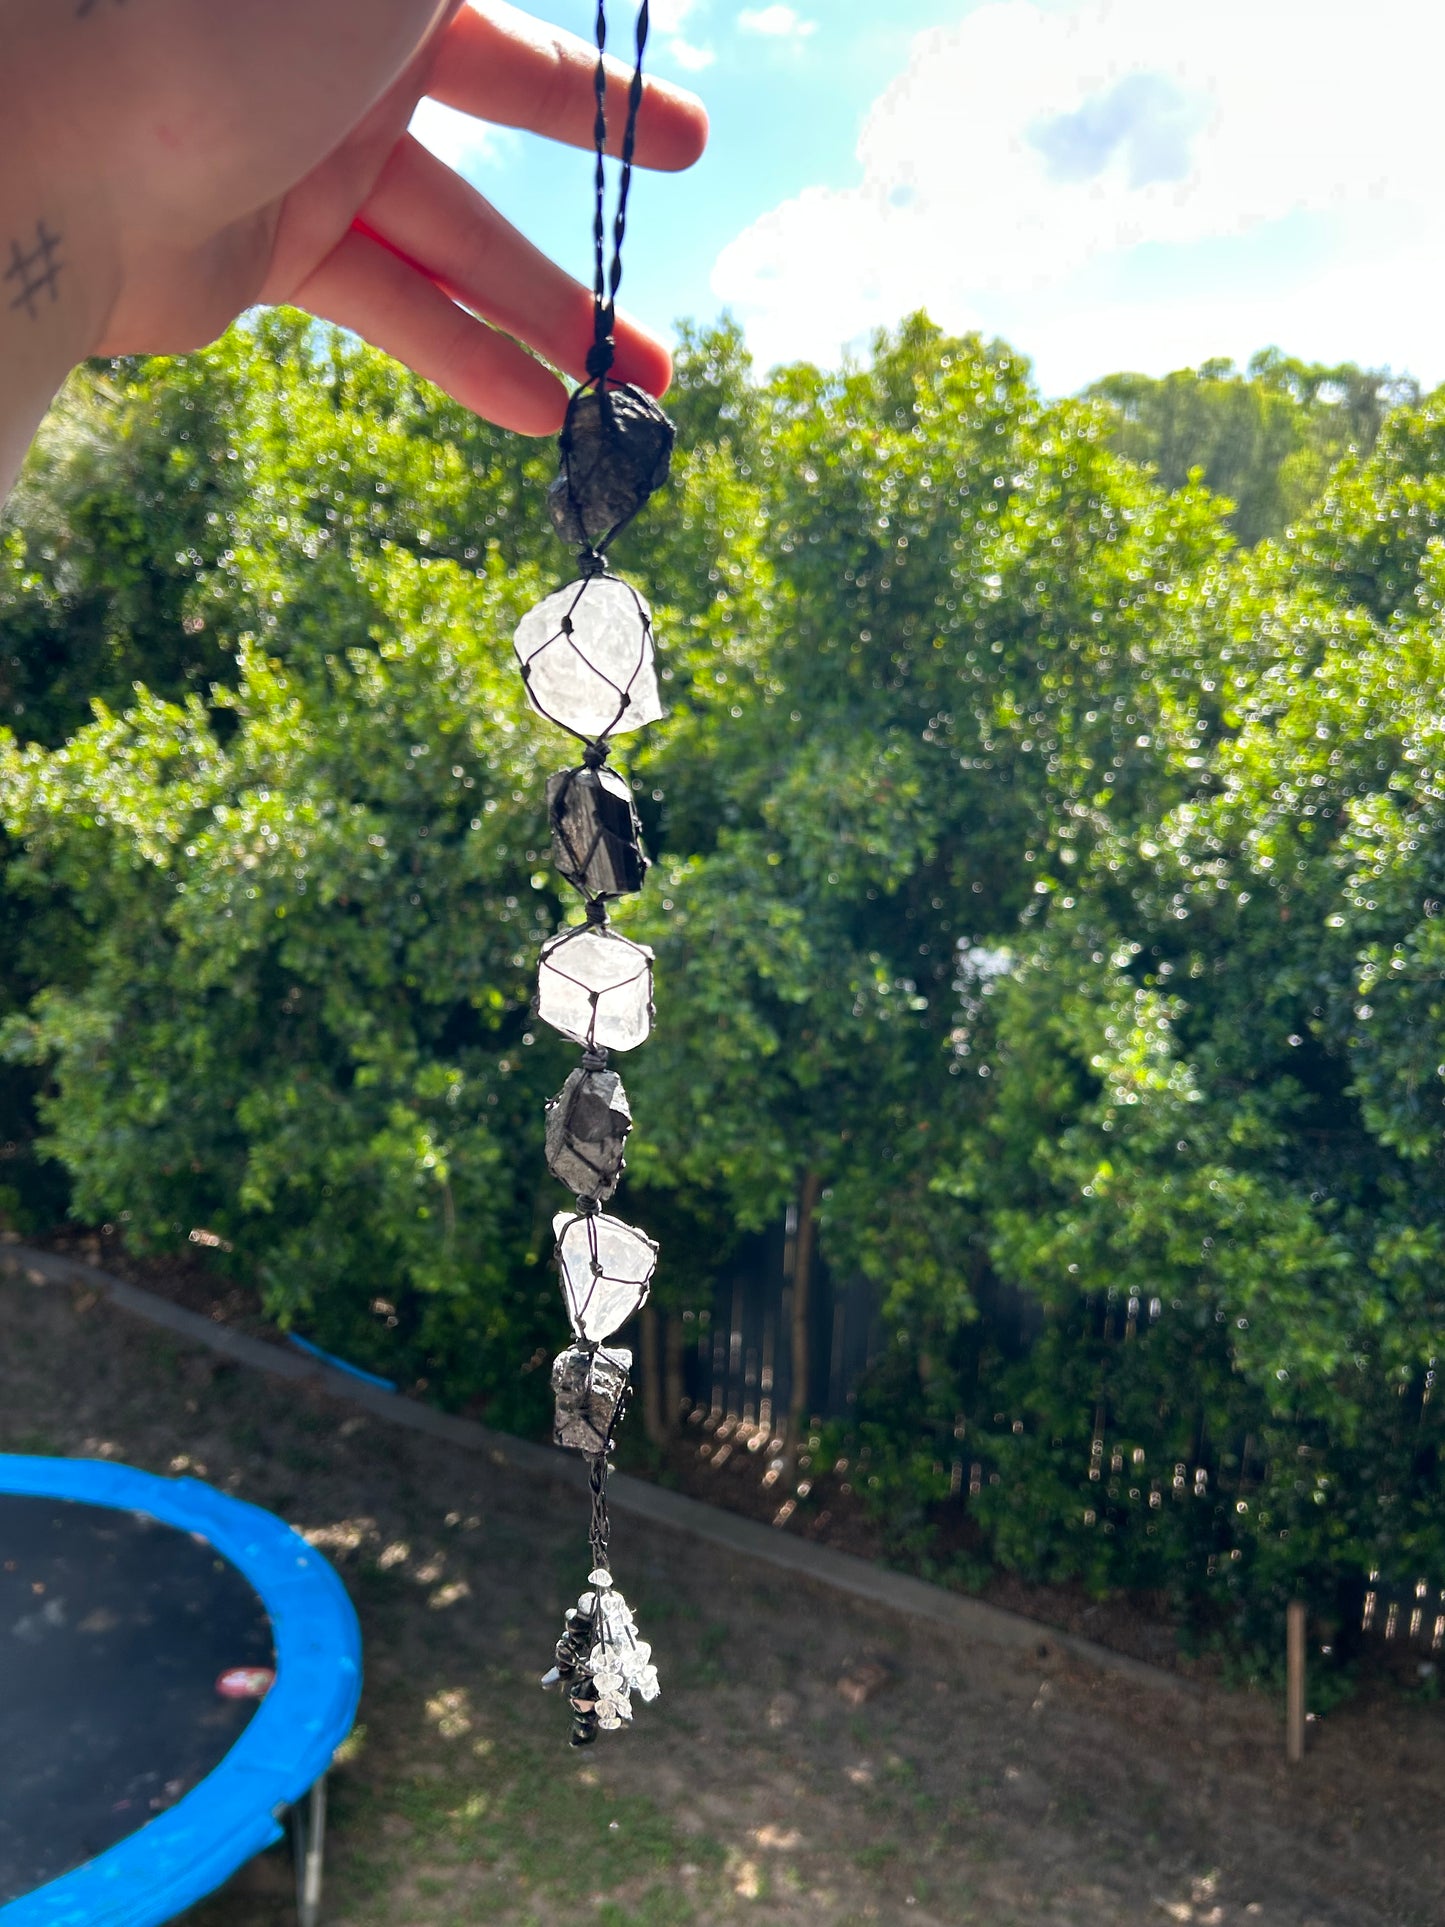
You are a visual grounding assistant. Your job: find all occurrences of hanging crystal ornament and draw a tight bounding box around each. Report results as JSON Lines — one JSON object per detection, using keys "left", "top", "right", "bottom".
{"left": 515, "top": 0, "right": 672, "bottom": 1745}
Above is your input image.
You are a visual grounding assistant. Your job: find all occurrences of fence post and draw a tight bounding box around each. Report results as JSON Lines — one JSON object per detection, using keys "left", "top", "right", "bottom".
{"left": 787, "top": 1170, "right": 822, "bottom": 1454}
{"left": 664, "top": 1312, "right": 685, "bottom": 1435}
{"left": 639, "top": 1303, "right": 666, "bottom": 1446}
{"left": 1286, "top": 1599, "right": 1306, "bottom": 1764}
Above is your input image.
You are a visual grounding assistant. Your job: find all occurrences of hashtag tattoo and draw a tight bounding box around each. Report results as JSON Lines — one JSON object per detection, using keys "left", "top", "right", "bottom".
{"left": 4, "top": 222, "right": 65, "bottom": 320}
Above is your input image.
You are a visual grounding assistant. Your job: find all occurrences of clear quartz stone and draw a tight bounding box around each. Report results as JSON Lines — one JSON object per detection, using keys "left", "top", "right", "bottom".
{"left": 637, "top": 1666, "right": 661, "bottom": 1703}
{"left": 536, "top": 926, "right": 654, "bottom": 1053}
{"left": 601, "top": 1596, "right": 635, "bottom": 1638}
{"left": 588, "top": 1567, "right": 614, "bottom": 1589}
{"left": 555, "top": 1212, "right": 659, "bottom": 1342}
{"left": 514, "top": 577, "right": 663, "bottom": 740}
{"left": 596, "top": 1708, "right": 622, "bottom": 1732}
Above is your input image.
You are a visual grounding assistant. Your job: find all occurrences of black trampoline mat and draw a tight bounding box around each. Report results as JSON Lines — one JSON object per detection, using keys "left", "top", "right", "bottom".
{"left": 0, "top": 1492, "right": 275, "bottom": 1901}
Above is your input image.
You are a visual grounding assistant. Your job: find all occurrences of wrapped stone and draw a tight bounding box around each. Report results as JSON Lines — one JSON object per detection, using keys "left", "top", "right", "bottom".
{"left": 542, "top": 1602, "right": 595, "bottom": 1688}
{"left": 554, "top": 1210, "right": 658, "bottom": 1343}
{"left": 545, "top": 1065, "right": 632, "bottom": 1202}
{"left": 536, "top": 925, "right": 654, "bottom": 1053}
{"left": 514, "top": 575, "right": 662, "bottom": 741}
{"left": 551, "top": 1342, "right": 632, "bottom": 1453}
{"left": 548, "top": 383, "right": 675, "bottom": 550}
{"left": 566, "top": 1672, "right": 600, "bottom": 1748}
{"left": 548, "top": 765, "right": 648, "bottom": 899}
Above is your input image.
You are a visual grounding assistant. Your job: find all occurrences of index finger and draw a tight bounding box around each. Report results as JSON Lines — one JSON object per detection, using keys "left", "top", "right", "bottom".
{"left": 425, "top": 0, "right": 709, "bottom": 173}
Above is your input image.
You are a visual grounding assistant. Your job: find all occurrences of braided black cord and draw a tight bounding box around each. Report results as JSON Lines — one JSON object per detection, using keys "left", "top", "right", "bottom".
{"left": 587, "top": 1453, "right": 611, "bottom": 1572}
{"left": 609, "top": 3, "right": 650, "bottom": 315}
{"left": 586, "top": 0, "right": 651, "bottom": 383}
{"left": 591, "top": 2, "right": 609, "bottom": 355}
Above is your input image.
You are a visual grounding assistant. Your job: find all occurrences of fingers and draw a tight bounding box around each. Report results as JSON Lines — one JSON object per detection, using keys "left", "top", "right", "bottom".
{"left": 293, "top": 226, "right": 569, "bottom": 436}
{"left": 358, "top": 135, "right": 672, "bottom": 395}
{"left": 427, "top": 0, "right": 708, "bottom": 172}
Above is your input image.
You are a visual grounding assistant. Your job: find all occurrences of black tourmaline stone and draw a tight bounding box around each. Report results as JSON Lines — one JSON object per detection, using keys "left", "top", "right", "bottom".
{"left": 548, "top": 383, "right": 675, "bottom": 550}
{"left": 551, "top": 1343, "right": 632, "bottom": 1453}
{"left": 545, "top": 1065, "right": 632, "bottom": 1201}
{"left": 547, "top": 765, "right": 648, "bottom": 899}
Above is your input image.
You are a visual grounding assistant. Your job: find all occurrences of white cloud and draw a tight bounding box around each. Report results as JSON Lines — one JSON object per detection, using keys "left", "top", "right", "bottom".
{"left": 408, "top": 97, "right": 517, "bottom": 179}
{"left": 666, "top": 38, "right": 716, "bottom": 70}
{"left": 713, "top": 0, "right": 1445, "bottom": 391}
{"left": 650, "top": 0, "right": 715, "bottom": 72}
{"left": 738, "top": 5, "right": 817, "bottom": 39}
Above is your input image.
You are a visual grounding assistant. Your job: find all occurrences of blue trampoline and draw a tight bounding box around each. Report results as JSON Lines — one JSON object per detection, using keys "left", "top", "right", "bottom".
{"left": 0, "top": 1456, "right": 361, "bottom": 1926}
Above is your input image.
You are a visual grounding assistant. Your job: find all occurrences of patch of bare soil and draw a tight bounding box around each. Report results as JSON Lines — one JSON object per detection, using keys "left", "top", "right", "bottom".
{"left": 28, "top": 1229, "right": 1199, "bottom": 1677}
{"left": 2, "top": 1255, "right": 1444, "bottom": 1927}
{"left": 648, "top": 1409, "right": 1198, "bottom": 1676}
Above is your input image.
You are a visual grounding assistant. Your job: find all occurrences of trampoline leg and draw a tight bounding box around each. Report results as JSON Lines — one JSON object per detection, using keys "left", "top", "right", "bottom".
{"left": 290, "top": 1773, "right": 328, "bottom": 1927}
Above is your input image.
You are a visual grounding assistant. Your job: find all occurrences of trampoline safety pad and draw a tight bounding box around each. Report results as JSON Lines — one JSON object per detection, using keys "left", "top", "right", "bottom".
{"left": 0, "top": 1457, "right": 361, "bottom": 1926}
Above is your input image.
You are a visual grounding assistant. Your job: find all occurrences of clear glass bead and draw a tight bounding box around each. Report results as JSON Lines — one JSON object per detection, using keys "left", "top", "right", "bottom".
{"left": 555, "top": 1212, "right": 659, "bottom": 1342}
{"left": 514, "top": 576, "right": 663, "bottom": 741}
{"left": 536, "top": 926, "right": 654, "bottom": 1053}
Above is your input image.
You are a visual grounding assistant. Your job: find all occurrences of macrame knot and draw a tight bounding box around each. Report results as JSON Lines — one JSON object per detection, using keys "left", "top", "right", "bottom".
{"left": 585, "top": 337, "right": 616, "bottom": 383}
{"left": 583, "top": 897, "right": 609, "bottom": 927}
{"left": 580, "top": 739, "right": 611, "bottom": 770}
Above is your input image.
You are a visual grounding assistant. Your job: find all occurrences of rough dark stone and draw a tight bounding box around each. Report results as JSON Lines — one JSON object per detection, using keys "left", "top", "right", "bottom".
{"left": 547, "top": 765, "right": 648, "bottom": 900}
{"left": 552, "top": 1343, "right": 632, "bottom": 1454}
{"left": 545, "top": 1066, "right": 632, "bottom": 1202}
{"left": 548, "top": 383, "right": 674, "bottom": 550}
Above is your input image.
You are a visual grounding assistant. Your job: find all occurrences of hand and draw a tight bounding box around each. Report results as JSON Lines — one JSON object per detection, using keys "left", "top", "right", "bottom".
{"left": 6, "top": 0, "right": 707, "bottom": 436}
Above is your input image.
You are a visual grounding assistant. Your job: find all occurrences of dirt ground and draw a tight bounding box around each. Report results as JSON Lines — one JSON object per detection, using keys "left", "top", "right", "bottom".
{"left": 3, "top": 1259, "right": 1444, "bottom": 1927}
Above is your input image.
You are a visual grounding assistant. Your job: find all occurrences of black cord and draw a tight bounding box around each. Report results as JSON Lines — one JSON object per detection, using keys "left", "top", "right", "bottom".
{"left": 587, "top": 1453, "right": 611, "bottom": 1571}
{"left": 586, "top": 0, "right": 652, "bottom": 383}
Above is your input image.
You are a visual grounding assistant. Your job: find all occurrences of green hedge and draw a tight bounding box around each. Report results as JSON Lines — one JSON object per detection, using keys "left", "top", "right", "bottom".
{"left": 3, "top": 313, "right": 1442, "bottom": 1667}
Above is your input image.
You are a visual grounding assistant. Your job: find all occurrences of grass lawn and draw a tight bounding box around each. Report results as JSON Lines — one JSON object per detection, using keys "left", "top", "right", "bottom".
{"left": 3, "top": 1256, "right": 1444, "bottom": 1927}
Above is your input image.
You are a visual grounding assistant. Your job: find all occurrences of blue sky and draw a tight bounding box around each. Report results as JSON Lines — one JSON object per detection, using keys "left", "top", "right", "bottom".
{"left": 413, "top": 0, "right": 1445, "bottom": 396}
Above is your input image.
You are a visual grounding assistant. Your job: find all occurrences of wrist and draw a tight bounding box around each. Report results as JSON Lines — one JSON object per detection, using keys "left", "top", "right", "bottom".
{"left": 0, "top": 141, "right": 118, "bottom": 498}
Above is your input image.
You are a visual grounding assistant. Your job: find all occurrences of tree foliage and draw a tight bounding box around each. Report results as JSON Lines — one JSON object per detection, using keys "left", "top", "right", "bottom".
{"left": 1088, "top": 349, "right": 1418, "bottom": 546}
{"left": 3, "top": 312, "right": 1443, "bottom": 1662}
